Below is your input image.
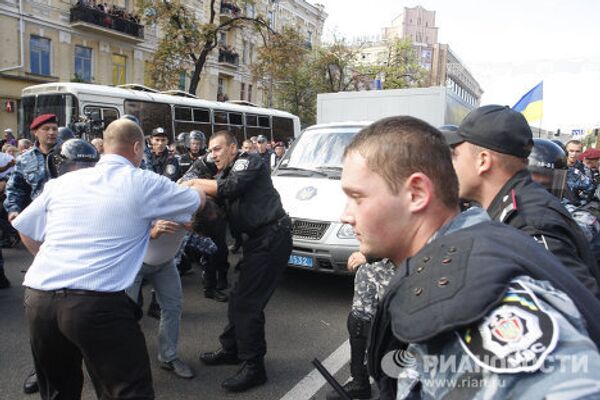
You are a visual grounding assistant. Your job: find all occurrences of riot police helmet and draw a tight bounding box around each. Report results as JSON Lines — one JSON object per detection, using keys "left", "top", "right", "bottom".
{"left": 175, "top": 132, "right": 189, "bottom": 155}
{"left": 528, "top": 138, "right": 568, "bottom": 198}
{"left": 188, "top": 130, "right": 207, "bottom": 153}
{"left": 120, "top": 114, "right": 141, "bottom": 127}
{"left": 57, "top": 126, "right": 75, "bottom": 142}
{"left": 47, "top": 138, "right": 100, "bottom": 178}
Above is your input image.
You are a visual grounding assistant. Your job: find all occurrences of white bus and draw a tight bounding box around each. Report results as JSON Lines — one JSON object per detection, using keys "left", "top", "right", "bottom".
{"left": 19, "top": 83, "right": 301, "bottom": 145}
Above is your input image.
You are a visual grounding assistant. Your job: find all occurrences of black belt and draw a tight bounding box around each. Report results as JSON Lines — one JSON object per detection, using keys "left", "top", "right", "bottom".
{"left": 246, "top": 214, "right": 291, "bottom": 239}
{"left": 26, "top": 287, "right": 126, "bottom": 297}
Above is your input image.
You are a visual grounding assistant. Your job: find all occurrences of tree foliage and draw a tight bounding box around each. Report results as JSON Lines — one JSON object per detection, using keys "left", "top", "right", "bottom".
{"left": 138, "top": 0, "right": 273, "bottom": 95}
{"left": 359, "top": 38, "right": 429, "bottom": 89}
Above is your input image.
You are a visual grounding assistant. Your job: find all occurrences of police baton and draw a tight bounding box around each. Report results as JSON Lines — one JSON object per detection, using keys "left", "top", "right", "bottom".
{"left": 311, "top": 358, "right": 352, "bottom": 400}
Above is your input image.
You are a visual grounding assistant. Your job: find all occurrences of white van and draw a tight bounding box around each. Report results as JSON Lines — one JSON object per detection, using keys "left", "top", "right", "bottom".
{"left": 271, "top": 121, "right": 371, "bottom": 274}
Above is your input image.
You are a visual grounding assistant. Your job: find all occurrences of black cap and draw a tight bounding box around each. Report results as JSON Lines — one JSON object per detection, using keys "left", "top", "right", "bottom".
{"left": 151, "top": 127, "right": 167, "bottom": 137}
{"left": 443, "top": 105, "right": 533, "bottom": 158}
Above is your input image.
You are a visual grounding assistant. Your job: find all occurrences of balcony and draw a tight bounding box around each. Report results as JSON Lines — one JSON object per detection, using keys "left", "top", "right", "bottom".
{"left": 70, "top": 4, "right": 144, "bottom": 43}
{"left": 218, "top": 48, "right": 239, "bottom": 67}
{"left": 220, "top": 1, "right": 241, "bottom": 19}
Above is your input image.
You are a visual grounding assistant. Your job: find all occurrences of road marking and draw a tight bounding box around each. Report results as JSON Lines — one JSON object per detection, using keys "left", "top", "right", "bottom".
{"left": 280, "top": 339, "right": 350, "bottom": 400}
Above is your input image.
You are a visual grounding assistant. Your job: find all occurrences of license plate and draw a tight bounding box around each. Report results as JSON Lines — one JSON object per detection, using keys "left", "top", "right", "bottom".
{"left": 288, "top": 254, "right": 313, "bottom": 268}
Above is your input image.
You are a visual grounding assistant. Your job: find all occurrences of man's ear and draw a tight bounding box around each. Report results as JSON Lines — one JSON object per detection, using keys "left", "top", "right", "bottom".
{"left": 405, "top": 172, "right": 432, "bottom": 213}
{"left": 476, "top": 150, "right": 493, "bottom": 175}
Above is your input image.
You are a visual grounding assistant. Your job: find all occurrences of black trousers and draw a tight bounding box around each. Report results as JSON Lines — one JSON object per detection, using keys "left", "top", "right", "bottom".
{"left": 219, "top": 218, "right": 292, "bottom": 360}
{"left": 203, "top": 219, "right": 229, "bottom": 289}
{"left": 24, "top": 288, "right": 154, "bottom": 400}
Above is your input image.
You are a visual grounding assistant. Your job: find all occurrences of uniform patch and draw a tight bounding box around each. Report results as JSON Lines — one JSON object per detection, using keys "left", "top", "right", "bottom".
{"left": 232, "top": 159, "right": 249, "bottom": 172}
{"left": 532, "top": 234, "right": 549, "bottom": 250}
{"left": 457, "top": 280, "right": 558, "bottom": 374}
{"left": 165, "top": 164, "right": 176, "bottom": 176}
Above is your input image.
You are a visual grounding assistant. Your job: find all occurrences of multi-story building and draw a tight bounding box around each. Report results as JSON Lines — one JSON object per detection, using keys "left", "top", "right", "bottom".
{"left": 0, "top": 0, "right": 326, "bottom": 133}
{"left": 355, "top": 5, "right": 483, "bottom": 107}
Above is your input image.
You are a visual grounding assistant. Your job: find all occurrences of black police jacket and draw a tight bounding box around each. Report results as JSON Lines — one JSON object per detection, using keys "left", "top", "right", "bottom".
{"left": 145, "top": 149, "right": 181, "bottom": 182}
{"left": 178, "top": 151, "right": 205, "bottom": 176}
{"left": 216, "top": 152, "right": 285, "bottom": 236}
{"left": 368, "top": 220, "right": 600, "bottom": 397}
{"left": 180, "top": 153, "right": 215, "bottom": 180}
{"left": 487, "top": 169, "right": 600, "bottom": 296}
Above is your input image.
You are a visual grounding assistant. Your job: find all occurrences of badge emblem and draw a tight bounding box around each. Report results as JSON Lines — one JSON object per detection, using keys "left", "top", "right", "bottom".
{"left": 457, "top": 280, "right": 558, "bottom": 373}
{"left": 166, "top": 164, "right": 176, "bottom": 176}
{"left": 232, "top": 159, "right": 249, "bottom": 172}
{"left": 296, "top": 186, "right": 317, "bottom": 201}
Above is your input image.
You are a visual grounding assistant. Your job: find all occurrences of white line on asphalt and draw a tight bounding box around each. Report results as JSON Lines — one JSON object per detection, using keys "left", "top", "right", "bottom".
{"left": 280, "top": 339, "right": 350, "bottom": 400}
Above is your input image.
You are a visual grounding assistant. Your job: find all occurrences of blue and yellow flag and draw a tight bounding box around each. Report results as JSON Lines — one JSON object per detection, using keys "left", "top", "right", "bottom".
{"left": 513, "top": 81, "right": 543, "bottom": 122}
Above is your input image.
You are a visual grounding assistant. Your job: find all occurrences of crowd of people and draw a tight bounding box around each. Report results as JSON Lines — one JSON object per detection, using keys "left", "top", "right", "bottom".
{"left": 75, "top": 0, "right": 141, "bottom": 25}
{"left": 3, "top": 104, "right": 600, "bottom": 400}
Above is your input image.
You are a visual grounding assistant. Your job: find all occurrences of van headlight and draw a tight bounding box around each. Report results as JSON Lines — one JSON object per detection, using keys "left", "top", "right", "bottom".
{"left": 337, "top": 224, "right": 356, "bottom": 239}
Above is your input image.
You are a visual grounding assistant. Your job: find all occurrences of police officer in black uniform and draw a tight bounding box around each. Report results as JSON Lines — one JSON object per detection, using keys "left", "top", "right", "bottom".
{"left": 143, "top": 127, "right": 180, "bottom": 181}
{"left": 190, "top": 130, "right": 292, "bottom": 392}
{"left": 178, "top": 130, "right": 207, "bottom": 174}
{"left": 180, "top": 153, "right": 230, "bottom": 302}
{"left": 444, "top": 105, "right": 600, "bottom": 296}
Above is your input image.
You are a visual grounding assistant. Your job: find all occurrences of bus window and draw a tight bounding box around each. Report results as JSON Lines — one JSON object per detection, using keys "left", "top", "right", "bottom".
{"left": 272, "top": 116, "right": 294, "bottom": 144}
{"left": 174, "top": 122, "right": 212, "bottom": 137}
{"left": 83, "top": 106, "right": 119, "bottom": 129}
{"left": 21, "top": 96, "right": 35, "bottom": 137}
{"left": 175, "top": 107, "right": 192, "bottom": 121}
{"left": 246, "top": 114, "right": 258, "bottom": 127}
{"left": 258, "top": 116, "right": 270, "bottom": 128}
{"left": 229, "top": 112, "right": 243, "bottom": 126}
{"left": 19, "top": 94, "right": 79, "bottom": 138}
{"left": 193, "top": 108, "right": 210, "bottom": 123}
{"left": 214, "top": 111, "right": 227, "bottom": 124}
{"left": 124, "top": 100, "right": 173, "bottom": 141}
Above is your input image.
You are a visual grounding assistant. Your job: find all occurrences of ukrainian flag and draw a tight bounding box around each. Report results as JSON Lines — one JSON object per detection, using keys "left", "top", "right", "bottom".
{"left": 513, "top": 81, "right": 543, "bottom": 122}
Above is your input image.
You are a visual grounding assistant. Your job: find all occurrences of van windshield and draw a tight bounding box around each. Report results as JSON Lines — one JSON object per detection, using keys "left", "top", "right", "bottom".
{"left": 283, "top": 128, "right": 359, "bottom": 170}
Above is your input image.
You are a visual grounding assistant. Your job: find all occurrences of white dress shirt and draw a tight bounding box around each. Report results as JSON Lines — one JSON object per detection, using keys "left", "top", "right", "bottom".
{"left": 13, "top": 154, "right": 201, "bottom": 291}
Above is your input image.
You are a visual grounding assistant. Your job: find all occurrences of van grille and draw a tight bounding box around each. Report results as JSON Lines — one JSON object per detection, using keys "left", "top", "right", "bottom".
{"left": 291, "top": 219, "right": 330, "bottom": 240}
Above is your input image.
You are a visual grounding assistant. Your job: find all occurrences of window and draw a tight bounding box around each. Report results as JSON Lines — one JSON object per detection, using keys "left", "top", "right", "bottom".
{"left": 229, "top": 112, "right": 242, "bottom": 125}
{"left": 218, "top": 77, "right": 224, "bottom": 95}
{"left": 307, "top": 31, "right": 313, "bottom": 44}
{"left": 174, "top": 107, "right": 192, "bottom": 121}
{"left": 248, "top": 84, "right": 252, "bottom": 102}
{"left": 214, "top": 111, "right": 228, "bottom": 124}
{"left": 268, "top": 11, "right": 273, "bottom": 27}
{"left": 258, "top": 115, "right": 270, "bottom": 128}
{"left": 30, "top": 35, "right": 51, "bottom": 76}
{"left": 193, "top": 109, "right": 210, "bottom": 122}
{"left": 74, "top": 46, "right": 92, "bottom": 82}
{"left": 246, "top": 114, "right": 258, "bottom": 126}
{"left": 83, "top": 106, "right": 119, "bottom": 136}
{"left": 242, "top": 40, "right": 248, "bottom": 64}
{"left": 111, "top": 54, "right": 127, "bottom": 85}
{"left": 240, "top": 83, "right": 246, "bottom": 100}
{"left": 218, "top": 32, "right": 227, "bottom": 46}
{"left": 249, "top": 43, "right": 254, "bottom": 63}
{"left": 178, "top": 72, "right": 186, "bottom": 91}
{"left": 144, "top": 61, "right": 153, "bottom": 87}
{"left": 124, "top": 100, "right": 172, "bottom": 140}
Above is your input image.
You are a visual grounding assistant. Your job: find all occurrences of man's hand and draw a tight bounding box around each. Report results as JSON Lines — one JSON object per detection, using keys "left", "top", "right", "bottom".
{"left": 150, "top": 220, "right": 180, "bottom": 240}
{"left": 347, "top": 251, "right": 367, "bottom": 272}
{"left": 8, "top": 212, "right": 19, "bottom": 222}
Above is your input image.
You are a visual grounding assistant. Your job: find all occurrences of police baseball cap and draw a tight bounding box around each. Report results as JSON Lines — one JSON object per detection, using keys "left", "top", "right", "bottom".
{"left": 443, "top": 105, "right": 533, "bottom": 158}
{"left": 151, "top": 127, "right": 167, "bottom": 137}
{"left": 30, "top": 114, "right": 58, "bottom": 130}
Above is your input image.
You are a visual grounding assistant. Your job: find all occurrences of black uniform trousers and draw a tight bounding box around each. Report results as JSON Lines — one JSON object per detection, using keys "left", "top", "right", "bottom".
{"left": 219, "top": 217, "right": 292, "bottom": 360}
{"left": 24, "top": 288, "right": 154, "bottom": 400}
{"left": 202, "top": 219, "right": 229, "bottom": 289}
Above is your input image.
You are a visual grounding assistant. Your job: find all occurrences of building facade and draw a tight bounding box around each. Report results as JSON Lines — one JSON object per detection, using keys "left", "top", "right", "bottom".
{"left": 355, "top": 5, "right": 483, "bottom": 107}
{"left": 0, "top": 0, "right": 326, "bottom": 134}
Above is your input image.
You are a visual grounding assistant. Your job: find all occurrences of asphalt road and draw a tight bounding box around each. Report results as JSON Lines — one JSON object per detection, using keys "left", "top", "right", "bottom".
{"left": 0, "top": 245, "right": 362, "bottom": 400}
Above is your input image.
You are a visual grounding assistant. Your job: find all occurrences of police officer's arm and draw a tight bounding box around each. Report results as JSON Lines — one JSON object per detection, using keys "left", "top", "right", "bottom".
{"left": 182, "top": 179, "right": 217, "bottom": 198}
{"left": 524, "top": 225, "right": 600, "bottom": 295}
{"left": 4, "top": 158, "right": 32, "bottom": 220}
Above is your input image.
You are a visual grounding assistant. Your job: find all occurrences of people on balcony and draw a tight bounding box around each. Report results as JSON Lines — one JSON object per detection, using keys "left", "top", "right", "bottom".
{"left": 75, "top": 0, "right": 141, "bottom": 25}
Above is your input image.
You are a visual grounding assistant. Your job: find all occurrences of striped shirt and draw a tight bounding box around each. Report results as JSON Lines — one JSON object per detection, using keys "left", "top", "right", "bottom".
{"left": 13, "top": 154, "right": 201, "bottom": 291}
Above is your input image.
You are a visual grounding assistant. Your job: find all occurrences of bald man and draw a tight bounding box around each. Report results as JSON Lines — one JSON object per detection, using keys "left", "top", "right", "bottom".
{"left": 13, "top": 119, "right": 205, "bottom": 400}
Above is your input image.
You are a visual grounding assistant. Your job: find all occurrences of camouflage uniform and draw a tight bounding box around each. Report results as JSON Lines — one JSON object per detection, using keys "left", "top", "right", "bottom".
{"left": 567, "top": 161, "right": 595, "bottom": 205}
{"left": 394, "top": 276, "right": 600, "bottom": 399}
{"left": 3, "top": 143, "right": 56, "bottom": 214}
{"left": 351, "top": 259, "right": 396, "bottom": 321}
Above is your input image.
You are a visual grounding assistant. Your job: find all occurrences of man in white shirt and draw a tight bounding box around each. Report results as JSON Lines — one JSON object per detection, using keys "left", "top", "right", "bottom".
{"left": 12, "top": 119, "right": 204, "bottom": 400}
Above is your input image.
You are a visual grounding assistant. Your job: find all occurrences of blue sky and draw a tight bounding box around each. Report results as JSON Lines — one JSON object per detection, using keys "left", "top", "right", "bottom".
{"left": 314, "top": 0, "right": 600, "bottom": 132}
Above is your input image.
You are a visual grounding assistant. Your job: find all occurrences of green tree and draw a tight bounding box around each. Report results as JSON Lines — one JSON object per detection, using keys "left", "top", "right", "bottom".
{"left": 310, "top": 37, "right": 363, "bottom": 93}
{"left": 361, "top": 38, "right": 428, "bottom": 89}
{"left": 251, "top": 27, "right": 316, "bottom": 125}
{"left": 138, "top": 0, "right": 273, "bottom": 94}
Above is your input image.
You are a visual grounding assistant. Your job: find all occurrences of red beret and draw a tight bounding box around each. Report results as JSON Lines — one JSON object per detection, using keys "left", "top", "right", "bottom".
{"left": 581, "top": 148, "right": 600, "bottom": 160}
{"left": 30, "top": 114, "right": 58, "bottom": 130}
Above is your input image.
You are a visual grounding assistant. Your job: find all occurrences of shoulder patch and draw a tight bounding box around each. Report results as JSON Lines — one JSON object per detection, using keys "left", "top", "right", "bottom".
{"left": 232, "top": 159, "right": 249, "bottom": 172}
{"left": 457, "top": 280, "right": 558, "bottom": 374}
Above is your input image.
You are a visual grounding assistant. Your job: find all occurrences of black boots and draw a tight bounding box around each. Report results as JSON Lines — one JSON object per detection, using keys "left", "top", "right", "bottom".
{"left": 23, "top": 369, "right": 38, "bottom": 394}
{"left": 199, "top": 348, "right": 242, "bottom": 366}
{"left": 0, "top": 267, "right": 10, "bottom": 289}
{"left": 221, "top": 357, "right": 267, "bottom": 392}
{"left": 326, "top": 313, "right": 372, "bottom": 400}
{"left": 204, "top": 288, "right": 228, "bottom": 302}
